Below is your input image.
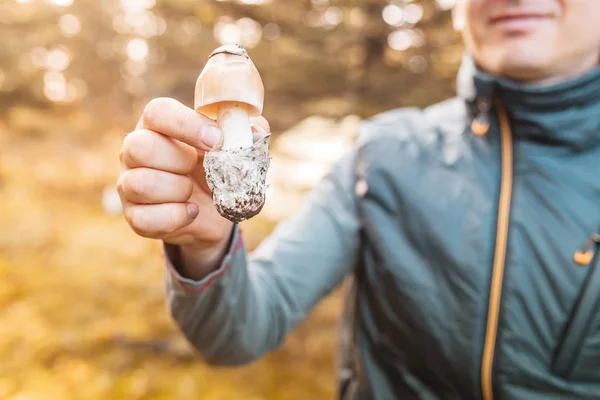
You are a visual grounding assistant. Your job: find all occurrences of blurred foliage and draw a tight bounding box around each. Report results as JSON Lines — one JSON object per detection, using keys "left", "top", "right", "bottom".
{"left": 0, "top": 0, "right": 464, "bottom": 398}
{"left": 0, "top": 0, "right": 463, "bottom": 134}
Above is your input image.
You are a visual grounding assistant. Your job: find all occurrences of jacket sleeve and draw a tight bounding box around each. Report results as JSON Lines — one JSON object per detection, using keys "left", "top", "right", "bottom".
{"left": 163, "top": 150, "right": 362, "bottom": 366}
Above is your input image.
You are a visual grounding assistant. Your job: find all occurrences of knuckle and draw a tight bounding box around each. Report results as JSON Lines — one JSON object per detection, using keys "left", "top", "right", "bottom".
{"left": 116, "top": 174, "right": 127, "bottom": 199}
{"left": 123, "top": 130, "right": 154, "bottom": 167}
{"left": 143, "top": 97, "right": 170, "bottom": 128}
{"left": 142, "top": 100, "right": 158, "bottom": 128}
{"left": 125, "top": 169, "right": 153, "bottom": 200}
{"left": 127, "top": 207, "right": 152, "bottom": 236}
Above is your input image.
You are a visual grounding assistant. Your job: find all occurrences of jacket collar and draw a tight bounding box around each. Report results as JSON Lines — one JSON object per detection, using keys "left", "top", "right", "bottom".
{"left": 457, "top": 54, "right": 600, "bottom": 151}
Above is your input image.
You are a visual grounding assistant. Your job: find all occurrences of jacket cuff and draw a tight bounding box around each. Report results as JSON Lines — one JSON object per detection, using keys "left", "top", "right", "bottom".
{"left": 163, "top": 225, "right": 244, "bottom": 294}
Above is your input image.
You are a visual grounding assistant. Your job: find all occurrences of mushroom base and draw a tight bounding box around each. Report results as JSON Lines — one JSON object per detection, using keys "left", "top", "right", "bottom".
{"left": 203, "top": 136, "right": 270, "bottom": 223}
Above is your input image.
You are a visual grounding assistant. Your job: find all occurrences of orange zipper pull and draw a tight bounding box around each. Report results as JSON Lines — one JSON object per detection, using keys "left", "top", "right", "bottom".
{"left": 574, "top": 232, "right": 600, "bottom": 265}
{"left": 472, "top": 113, "right": 490, "bottom": 136}
{"left": 472, "top": 97, "right": 492, "bottom": 136}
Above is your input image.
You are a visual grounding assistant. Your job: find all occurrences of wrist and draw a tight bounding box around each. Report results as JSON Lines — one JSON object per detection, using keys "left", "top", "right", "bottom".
{"left": 177, "top": 227, "right": 235, "bottom": 281}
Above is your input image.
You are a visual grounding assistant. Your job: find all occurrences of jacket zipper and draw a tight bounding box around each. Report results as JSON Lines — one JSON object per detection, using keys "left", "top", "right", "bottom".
{"left": 481, "top": 99, "right": 513, "bottom": 400}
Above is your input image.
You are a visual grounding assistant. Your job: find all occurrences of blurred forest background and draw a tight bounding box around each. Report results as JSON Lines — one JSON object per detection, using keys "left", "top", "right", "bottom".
{"left": 0, "top": 0, "right": 464, "bottom": 398}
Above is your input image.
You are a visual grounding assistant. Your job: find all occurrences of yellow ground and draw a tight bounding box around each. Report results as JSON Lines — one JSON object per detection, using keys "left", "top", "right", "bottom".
{"left": 0, "top": 117, "right": 343, "bottom": 400}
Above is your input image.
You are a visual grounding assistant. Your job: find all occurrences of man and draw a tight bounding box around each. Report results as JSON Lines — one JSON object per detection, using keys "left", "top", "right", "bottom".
{"left": 117, "top": 0, "right": 600, "bottom": 398}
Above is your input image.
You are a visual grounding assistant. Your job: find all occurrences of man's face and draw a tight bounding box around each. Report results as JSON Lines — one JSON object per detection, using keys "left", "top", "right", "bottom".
{"left": 455, "top": 0, "right": 600, "bottom": 83}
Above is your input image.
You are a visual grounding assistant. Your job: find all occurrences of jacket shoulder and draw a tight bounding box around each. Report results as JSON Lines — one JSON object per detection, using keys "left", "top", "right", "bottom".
{"left": 355, "top": 97, "right": 470, "bottom": 166}
{"left": 357, "top": 97, "right": 468, "bottom": 148}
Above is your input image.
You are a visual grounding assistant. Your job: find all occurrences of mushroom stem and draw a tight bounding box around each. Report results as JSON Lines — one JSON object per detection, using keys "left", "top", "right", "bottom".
{"left": 217, "top": 101, "right": 253, "bottom": 150}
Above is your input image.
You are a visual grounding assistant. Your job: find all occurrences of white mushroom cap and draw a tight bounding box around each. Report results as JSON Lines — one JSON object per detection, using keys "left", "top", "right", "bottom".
{"left": 194, "top": 44, "right": 264, "bottom": 119}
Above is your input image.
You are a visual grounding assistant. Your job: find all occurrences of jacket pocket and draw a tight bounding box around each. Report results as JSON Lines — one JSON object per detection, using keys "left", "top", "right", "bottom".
{"left": 552, "top": 232, "right": 600, "bottom": 380}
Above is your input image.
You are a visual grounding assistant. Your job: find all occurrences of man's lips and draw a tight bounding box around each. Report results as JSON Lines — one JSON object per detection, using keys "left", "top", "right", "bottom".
{"left": 489, "top": 12, "right": 554, "bottom": 31}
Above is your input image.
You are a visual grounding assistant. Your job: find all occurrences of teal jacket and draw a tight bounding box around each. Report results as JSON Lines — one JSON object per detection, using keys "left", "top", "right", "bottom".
{"left": 164, "top": 57, "right": 600, "bottom": 399}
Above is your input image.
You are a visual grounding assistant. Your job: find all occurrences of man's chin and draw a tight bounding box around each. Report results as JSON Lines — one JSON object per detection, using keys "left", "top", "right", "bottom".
{"left": 478, "top": 46, "right": 554, "bottom": 83}
{"left": 497, "top": 63, "right": 552, "bottom": 83}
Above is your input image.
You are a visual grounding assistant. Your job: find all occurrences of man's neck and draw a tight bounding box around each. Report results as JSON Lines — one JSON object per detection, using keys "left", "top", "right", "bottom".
{"left": 521, "top": 53, "right": 600, "bottom": 87}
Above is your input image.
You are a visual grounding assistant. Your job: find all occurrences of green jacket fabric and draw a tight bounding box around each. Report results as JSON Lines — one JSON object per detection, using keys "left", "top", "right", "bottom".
{"left": 164, "top": 56, "right": 600, "bottom": 399}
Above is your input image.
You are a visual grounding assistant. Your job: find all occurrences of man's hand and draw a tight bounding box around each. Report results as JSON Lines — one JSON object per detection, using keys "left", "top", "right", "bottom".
{"left": 118, "top": 97, "right": 269, "bottom": 279}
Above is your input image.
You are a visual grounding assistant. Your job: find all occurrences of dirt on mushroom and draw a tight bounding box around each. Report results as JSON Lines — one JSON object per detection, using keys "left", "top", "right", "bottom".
{"left": 203, "top": 132, "right": 270, "bottom": 223}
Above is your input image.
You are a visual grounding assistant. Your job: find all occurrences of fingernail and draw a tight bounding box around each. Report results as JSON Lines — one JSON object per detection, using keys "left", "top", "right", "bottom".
{"left": 187, "top": 203, "right": 199, "bottom": 221}
{"left": 199, "top": 125, "right": 222, "bottom": 149}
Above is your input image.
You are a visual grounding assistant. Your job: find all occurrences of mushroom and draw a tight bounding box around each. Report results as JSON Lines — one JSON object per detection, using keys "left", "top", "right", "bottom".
{"left": 194, "top": 44, "right": 270, "bottom": 223}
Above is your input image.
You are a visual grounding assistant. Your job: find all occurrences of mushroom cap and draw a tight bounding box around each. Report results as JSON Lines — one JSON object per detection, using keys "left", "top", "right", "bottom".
{"left": 194, "top": 44, "right": 264, "bottom": 119}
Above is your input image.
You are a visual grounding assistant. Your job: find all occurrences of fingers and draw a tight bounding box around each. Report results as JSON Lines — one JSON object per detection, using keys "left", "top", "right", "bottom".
{"left": 124, "top": 202, "right": 199, "bottom": 238}
{"left": 117, "top": 168, "right": 194, "bottom": 204}
{"left": 141, "top": 97, "right": 222, "bottom": 151}
{"left": 250, "top": 115, "right": 270, "bottom": 134}
{"left": 121, "top": 129, "right": 198, "bottom": 174}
